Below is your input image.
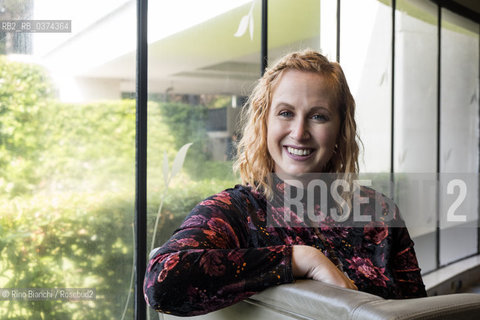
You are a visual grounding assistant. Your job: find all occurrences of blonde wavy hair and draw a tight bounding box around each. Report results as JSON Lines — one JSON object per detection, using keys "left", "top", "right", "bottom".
{"left": 234, "top": 49, "right": 360, "bottom": 198}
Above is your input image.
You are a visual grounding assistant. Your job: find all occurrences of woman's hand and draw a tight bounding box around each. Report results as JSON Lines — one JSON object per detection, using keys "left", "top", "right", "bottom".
{"left": 291, "top": 245, "right": 358, "bottom": 290}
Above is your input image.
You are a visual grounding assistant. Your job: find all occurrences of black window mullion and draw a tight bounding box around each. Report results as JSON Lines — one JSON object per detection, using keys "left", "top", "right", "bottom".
{"left": 435, "top": 3, "right": 442, "bottom": 270}
{"left": 261, "top": 0, "right": 268, "bottom": 75}
{"left": 390, "top": 0, "right": 396, "bottom": 199}
{"left": 477, "top": 23, "right": 480, "bottom": 256}
{"left": 135, "top": 0, "right": 148, "bottom": 319}
{"left": 336, "top": 0, "right": 341, "bottom": 63}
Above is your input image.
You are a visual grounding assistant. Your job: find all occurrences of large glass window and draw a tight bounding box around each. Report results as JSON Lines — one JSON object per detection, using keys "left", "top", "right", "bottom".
{"left": 393, "top": 0, "right": 438, "bottom": 273}
{"left": 320, "top": 0, "right": 338, "bottom": 61}
{"left": 439, "top": 8, "right": 479, "bottom": 266}
{"left": 146, "top": 3, "right": 259, "bottom": 316}
{"left": 0, "top": 0, "right": 136, "bottom": 319}
{"left": 1, "top": 2, "right": 479, "bottom": 318}
{"left": 340, "top": 0, "right": 393, "bottom": 173}
{"left": 268, "top": 0, "right": 320, "bottom": 63}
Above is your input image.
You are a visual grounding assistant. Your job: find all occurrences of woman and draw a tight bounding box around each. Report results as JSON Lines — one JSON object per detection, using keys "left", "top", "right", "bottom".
{"left": 143, "top": 50, "right": 426, "bottom": 316}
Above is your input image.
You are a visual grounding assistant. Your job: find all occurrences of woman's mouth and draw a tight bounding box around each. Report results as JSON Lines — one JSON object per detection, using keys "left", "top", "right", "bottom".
{"left": 284, "top": 146, "right": 315, "bottom": 160}
{"left": 287, "top": 146, "right": 312, "bottom": 156}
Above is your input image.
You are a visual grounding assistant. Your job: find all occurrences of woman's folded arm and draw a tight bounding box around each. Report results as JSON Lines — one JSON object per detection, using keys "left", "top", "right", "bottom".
{"left": 143, "top": 192, "right": 294, "bottom": 316}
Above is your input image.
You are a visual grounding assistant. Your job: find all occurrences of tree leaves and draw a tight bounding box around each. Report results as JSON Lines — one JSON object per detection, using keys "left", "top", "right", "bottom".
{"left": 0, "top": 56, "right": 53, "bottom": 196}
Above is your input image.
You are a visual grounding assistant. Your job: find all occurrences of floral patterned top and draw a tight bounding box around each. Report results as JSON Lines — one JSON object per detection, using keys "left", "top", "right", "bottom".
{"left": 144, "top": 181, "right": 427, "bottom": 316}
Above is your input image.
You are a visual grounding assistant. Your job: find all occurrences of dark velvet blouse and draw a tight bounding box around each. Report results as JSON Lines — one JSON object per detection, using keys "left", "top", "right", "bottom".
{"left": 144, "top": 181, "right": 426, "bottom": 316}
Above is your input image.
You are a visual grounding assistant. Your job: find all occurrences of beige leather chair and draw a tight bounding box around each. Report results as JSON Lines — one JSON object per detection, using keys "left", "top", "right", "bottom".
{"left": 149, "top": 247, "right": 480, "bottom": 320}
{"left": 158, "top": 278, "right": 480, "bottom": 319}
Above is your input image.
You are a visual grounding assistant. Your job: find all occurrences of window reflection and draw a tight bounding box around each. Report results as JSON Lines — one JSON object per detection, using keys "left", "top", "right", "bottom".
{"left": 268, "top": 0, "right": 320, "bottom": 63}
{"left": 439, "top": 8, "right": 479, "bottom": 266}
{"left": 146, "top": 1, "right": 260, "bottom": 276}
{"left": 0, "top": 1, "right": 478, "bottom": 318}
{"left": 394, "top": 0, "right": 438, "bottom": 273}
{"left": 340, "top": 0, "right": 393, "bottom": 173}
{"left": 1, "top": 0, "right": 136, "bottom": 318}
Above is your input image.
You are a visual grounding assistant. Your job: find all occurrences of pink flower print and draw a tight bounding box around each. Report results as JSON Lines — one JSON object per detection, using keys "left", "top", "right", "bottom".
{"left": 207, "top": 217, "right": 240, "bottom": 247}
{"left": 346, "top": 256, "right": 389, "bottom": 287}
{"left": 270, "top": 206, "right": 304, "bottom": 227}
{"left": 157, "top": 253, "right": 180, "bottom": 282}
{"left": 183, "top": 214, "right": 208, "bottom": 228}
{"left": 283, "top": 235, "right": 295, "bottom": 245}
{"left": 267, "top": 245, "right": 286, "bottom": 254}
{"left": 174, "top": 238, "right": 199, "bottom": 248}
{"left": 200, "top": 251, "right": 226, "bottom": 277}
{"left": 213, "top": 192, "right": 232, "bottom": 205}
{"left": 148, "top": 253, "right": 169, "bottom": 272}
{"left": 227, "top": 250, "right": 244, "bottom": 265}
{"left": 311, "top": 204, "right": 327, "bottom": 222}
{"left": 199, "top": 199, "right": 217, "bottom": 207}
{"left": 203, "top": 229, "right": 227, "bottom": 247}
{"left": 319, "top": 216, "right": 337, "bottom": 231}
{"left": 364, "top": 221, "right": 389, "bottom": 244}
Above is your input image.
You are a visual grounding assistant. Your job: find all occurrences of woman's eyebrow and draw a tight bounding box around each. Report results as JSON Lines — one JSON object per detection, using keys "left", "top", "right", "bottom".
{"left": 271, "top": 102, "right": 332, "bottom": 113}
{"left": 273, "top": 102, "right": 294, "bottom": 108}
{"left": 310, "top": 106, "right": 331, "bottom": 113}
{"left": 270, "top": 102, "right": 294, "bottom": 112}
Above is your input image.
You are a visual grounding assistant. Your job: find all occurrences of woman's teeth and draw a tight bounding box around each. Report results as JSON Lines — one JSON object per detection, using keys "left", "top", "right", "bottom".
{"left": 287, "top": 147, "right": 312, "bottom": 156}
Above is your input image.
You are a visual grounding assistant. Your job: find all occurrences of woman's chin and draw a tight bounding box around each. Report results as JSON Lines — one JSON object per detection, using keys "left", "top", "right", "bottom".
{"left": 274, "top": 171, "right": 311, "bottom": 180}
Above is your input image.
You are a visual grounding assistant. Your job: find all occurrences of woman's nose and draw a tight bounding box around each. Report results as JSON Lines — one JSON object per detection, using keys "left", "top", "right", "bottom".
{"left": 290, "top": 118, "right": 310, "bottom": 141}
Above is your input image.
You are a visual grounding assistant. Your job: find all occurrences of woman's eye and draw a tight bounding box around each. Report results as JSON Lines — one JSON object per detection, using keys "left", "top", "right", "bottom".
{"left": 279, "top": 111, "right": 293, "bottom": 118}
{"left": 312, "top": 114, "right": 328, "bottom": 121}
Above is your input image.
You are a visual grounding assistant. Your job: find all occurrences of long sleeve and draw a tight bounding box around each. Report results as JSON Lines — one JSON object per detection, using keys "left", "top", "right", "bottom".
{"left": 391, "top": 220, "right": 427, "bottom": 298}
{"left": 143, "top": 188, "right": 294, "bottom": 316}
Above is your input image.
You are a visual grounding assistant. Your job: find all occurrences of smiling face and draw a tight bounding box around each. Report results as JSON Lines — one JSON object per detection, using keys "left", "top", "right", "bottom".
{"left": 266, "top": 70, "right": 341, "bottom": 179}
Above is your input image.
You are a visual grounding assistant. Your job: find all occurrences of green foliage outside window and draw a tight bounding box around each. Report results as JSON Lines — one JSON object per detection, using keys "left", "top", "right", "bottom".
{"left": 0, "top": 56, "right": 53, "bottom": 196}
{"left": 0, "top": 58, "right": 237, "bottom": 319}
{"left": 158, "top": 102, "right": 209, "bottom": 176}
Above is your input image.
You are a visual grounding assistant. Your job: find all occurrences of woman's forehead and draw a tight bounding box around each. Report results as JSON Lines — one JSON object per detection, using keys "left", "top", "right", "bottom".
{"left": 269, "top": 70, "right": 339, "bottom": 107}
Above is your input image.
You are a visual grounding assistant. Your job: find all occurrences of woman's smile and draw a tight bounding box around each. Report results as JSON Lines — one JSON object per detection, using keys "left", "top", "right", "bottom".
{"left": 284, "top": 146, "right": 315, "bottom": 159}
